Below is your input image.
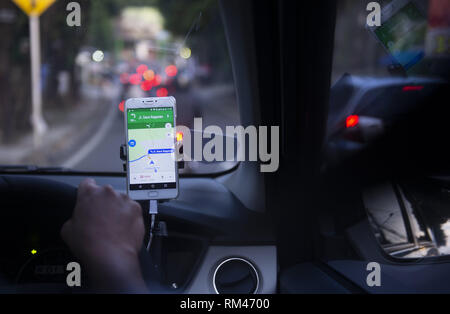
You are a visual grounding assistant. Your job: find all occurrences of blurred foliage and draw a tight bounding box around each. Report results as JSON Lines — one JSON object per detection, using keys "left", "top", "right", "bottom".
{"left": 84, "top": 0, "right": 220, "bottom": 51}
{"left": 104, "top": 0, "right": 214, "bottom": 36}
{"left": 86, "top": 0, "right": 113, "bottom": 51}
{"left": 72, "top": 0, "right": 231, "bottom": 80}
{"left": 41, "top": 0, "right": 91, "bottom": 104}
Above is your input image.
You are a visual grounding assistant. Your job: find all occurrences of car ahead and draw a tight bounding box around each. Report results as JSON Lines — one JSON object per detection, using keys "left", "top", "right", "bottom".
{"left": 326, "top": 74, "right": 449, "bottom": 165}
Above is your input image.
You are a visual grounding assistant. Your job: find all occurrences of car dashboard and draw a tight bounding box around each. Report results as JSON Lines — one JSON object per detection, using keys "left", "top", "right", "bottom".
{"left": 0, "top": 174, "right": 276, "bottom": 294}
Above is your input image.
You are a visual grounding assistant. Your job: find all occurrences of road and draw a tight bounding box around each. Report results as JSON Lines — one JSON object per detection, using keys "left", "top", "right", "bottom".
{"left": 66, "top": 84, "right": 239, "bottom": 173}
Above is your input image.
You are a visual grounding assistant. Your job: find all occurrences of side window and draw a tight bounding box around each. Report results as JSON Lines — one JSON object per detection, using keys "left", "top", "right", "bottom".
{"left": 330, "top": 0, "right": 449, "bottom": 259}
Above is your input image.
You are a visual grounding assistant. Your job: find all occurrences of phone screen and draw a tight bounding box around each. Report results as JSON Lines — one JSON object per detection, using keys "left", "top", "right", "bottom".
{"left": 127, "top": 107, "right": 176, "bottom": 191}
{"left": 374, "top": 2, "right": 427, "bottom": 70}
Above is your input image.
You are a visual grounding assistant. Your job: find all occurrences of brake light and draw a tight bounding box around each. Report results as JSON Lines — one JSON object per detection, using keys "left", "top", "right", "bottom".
{"left": 140, "top": 80, "right": 153, "bottom": 92}
{"left": 156, "top": 87, "right": 168, "bottom": 97}
{"left": 129, "top": 73, "right": 142, "bottom": 85}
{"left": 118, "top": 100, "right": 125, "bottom": 112}
{"left": 165, "top": 65, "right": 178, "bottom": 77}
{"left": 136, "top": 64, "right": 148, "bottom": 75}
{"left": 346, "top": 115, "right": 359, "bottom": 128}
{"left": 403, "top": 85, "right": 424, "bottom": 92}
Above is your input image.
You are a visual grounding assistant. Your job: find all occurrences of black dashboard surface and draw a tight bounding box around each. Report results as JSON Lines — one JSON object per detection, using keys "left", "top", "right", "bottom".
{"left": 0, "top": 174, "right": 274, "bottom": 244}
{"left": 0, "top": 174, "right": 275, "bottom": 292}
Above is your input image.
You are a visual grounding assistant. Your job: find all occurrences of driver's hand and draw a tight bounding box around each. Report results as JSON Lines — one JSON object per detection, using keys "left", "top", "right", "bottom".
{"left": 61, "top": 178, "right": 148, "bottom": 293}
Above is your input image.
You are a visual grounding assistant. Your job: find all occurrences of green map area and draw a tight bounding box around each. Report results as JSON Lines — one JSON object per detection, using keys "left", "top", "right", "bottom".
{"left": 128, "top": 107, "right": 174, "bottom": 130}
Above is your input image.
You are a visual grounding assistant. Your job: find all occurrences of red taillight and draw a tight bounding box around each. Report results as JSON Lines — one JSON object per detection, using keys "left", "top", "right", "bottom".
{"left": 129, "top": 73, "right": 142, "bottom": 85}
{"left": 136, "top": 64, "right": 148, "bottom": 75}
{"left": 346, "top": 115, "right": 359, "bottom": 128}
{"left": 403, "top": 85, "right": 424, "bottom": 92}
{"left": 140, "top": 80, "right": 153, "bottom": 91}
{"left": 118, "top": 100, "right": 125, "bottom": 112}
{"left": 165, "top": 65, "right": 178, "bottom": 77}
{"left": 156, "top": 87, "right": 168, "bottom": 97}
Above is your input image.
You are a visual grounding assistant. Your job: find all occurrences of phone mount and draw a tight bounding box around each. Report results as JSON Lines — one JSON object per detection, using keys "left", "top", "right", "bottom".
{"left": 119, "top": 144, "right": 182, "bottom": 254}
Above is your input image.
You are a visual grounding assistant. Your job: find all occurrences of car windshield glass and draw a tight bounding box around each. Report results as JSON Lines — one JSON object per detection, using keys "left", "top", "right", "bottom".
{"left": 0, "top": 0, "right": 239, "bottom": 174}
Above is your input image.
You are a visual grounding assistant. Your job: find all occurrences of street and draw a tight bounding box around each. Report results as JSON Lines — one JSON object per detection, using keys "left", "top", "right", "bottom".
{"left": 63, "top": 84, "right": 239, "bottom": 173}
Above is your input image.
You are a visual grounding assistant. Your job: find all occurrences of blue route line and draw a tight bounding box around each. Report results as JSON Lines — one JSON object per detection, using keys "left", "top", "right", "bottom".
{"left": 129, "top": 155, "right": 147, "bottom": 163}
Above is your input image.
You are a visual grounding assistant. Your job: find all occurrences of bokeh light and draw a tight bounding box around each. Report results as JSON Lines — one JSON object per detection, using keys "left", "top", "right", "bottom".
{"left": 180, "top": 47, "right": 192, "bottom": 59}
{"left": 140, "top": 80, "right": 153, "bottom": 91}
{"left": 156, "top": 87, "right": 168, "bottom": 97}
{"left": 165, "top": 65, "right": 178, "bottom": 77}
{"left": 92, "top": 50, "right": 104, "bottom": 62}
{"left": 136, "top": 64, "right": 148, "bottom": 75}
{"left": 129, "top": 73, "right": 142, "bottom": 85}
{"left": 143, "top": 69, "right": 155, "bottom": 81}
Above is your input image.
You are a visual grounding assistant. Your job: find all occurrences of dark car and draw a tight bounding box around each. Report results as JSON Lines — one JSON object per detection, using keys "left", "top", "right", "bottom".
{"left": 326, "top": 75, "right": 448, "bottom": 165}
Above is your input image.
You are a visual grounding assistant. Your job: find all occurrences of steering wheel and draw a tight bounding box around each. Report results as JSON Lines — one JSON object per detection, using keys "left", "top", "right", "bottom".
{"left": 0, "top": 176, "right": 78, "bottom": 293}
{"left": 0, "top": 175, "right": 175, "bottom": 294}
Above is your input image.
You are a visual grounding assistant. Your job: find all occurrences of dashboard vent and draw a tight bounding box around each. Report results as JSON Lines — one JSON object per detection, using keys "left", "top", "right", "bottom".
{"left": 213, "top": 258, "right": 259, "bottom": 294}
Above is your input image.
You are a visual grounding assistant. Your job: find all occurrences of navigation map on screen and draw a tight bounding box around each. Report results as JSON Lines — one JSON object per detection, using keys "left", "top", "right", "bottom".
{"left": 127, "top": 107, "right": 176, "bottom": 190}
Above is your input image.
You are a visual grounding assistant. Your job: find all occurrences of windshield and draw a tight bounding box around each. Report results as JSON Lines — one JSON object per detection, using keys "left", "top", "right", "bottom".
{"left": 0, "top": 0, "right": 239, "bottom": 174}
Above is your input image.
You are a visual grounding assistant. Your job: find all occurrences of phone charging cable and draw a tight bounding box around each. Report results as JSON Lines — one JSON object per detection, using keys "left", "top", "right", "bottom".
{"left": 146, "top": 200, "right": 158, "bottom": 251}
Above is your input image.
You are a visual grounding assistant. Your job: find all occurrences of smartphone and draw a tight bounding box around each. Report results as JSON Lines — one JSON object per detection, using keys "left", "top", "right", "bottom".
{"left": 125, "top": 97, "right": 179, "bottom": 200}
{"left": 367, "top": 0, "right": 427, "bottom": 70}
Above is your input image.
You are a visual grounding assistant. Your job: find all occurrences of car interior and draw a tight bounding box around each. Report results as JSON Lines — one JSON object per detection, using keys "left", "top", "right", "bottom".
{"left": 0, "top": 0, "right": 449, "bottom": 294}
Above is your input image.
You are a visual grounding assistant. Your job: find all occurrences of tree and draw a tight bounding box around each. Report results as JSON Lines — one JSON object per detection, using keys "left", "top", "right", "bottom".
{"left": 0, "top": 1, "right": 31, "bottom": 142}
